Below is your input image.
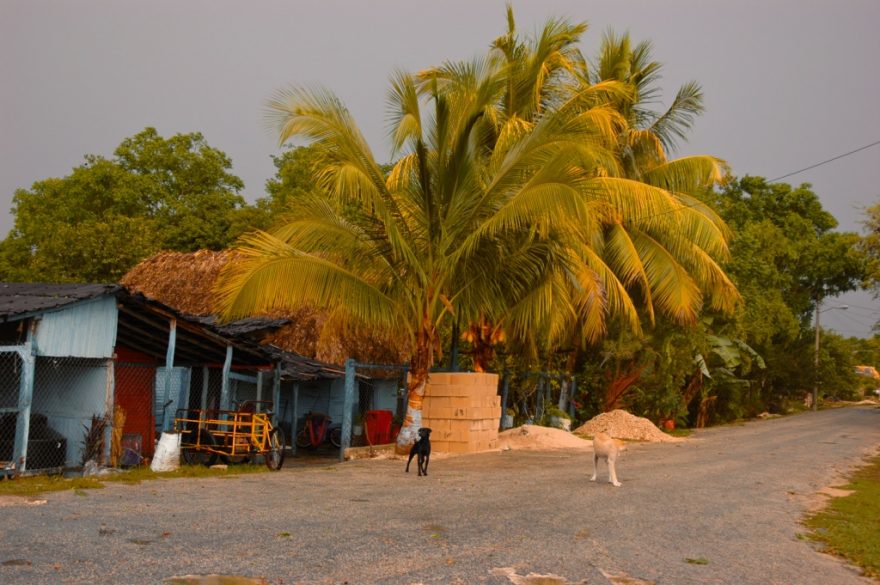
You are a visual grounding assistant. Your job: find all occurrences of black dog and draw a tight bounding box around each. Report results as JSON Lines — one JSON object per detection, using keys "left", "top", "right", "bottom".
{"left": 405, "top": 427, "right": 432, "bottom": 476}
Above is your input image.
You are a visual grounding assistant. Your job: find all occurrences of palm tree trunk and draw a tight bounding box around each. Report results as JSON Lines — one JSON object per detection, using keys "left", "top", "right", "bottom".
{"left": 603, "top": 363, "right": 642, "bottom": 412}
{"left": 696, "top": 394, "right": 716, "bottom": 428}
{"left": 682, "top": 371, "right": 703, "bottom": 408}
{"left": 395, "top": 369, "right": 428, "bottom": 454}
{"left": 395, "top": 334, "right": 434, "bottom": 454}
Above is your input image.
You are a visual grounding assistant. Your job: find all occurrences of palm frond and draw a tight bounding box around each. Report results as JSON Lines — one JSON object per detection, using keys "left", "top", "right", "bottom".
{"left": 648, "top": 81, "right": 705, "bottom": 152}
{"left": 387, "top": 70, "right": 422, "bottom": 156}
{"left": 630, "top": 230, "right": 703, "bottom": 324}
{"left": 641, "top": 155, "right": 727, "bottom": 193}
{"left": 214, "top": 231, "right": 400, "bottom": 329}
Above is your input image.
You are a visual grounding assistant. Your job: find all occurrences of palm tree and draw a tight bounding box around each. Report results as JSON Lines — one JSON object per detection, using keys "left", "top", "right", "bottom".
{"left": 587, "top": 28, "right": 740, "bottom": 345}
{"left": 214, "top": 35, "right": 729, "bottom": 447}
{"left": 421, "top": 10, "right": 739, "bottom": 372}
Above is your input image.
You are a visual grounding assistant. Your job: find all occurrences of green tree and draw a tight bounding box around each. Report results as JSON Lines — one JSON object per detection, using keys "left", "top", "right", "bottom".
{"left": 0, "top": 128, "right": 249, "bottom": 283}
{"left": 712, "top": 177, "right": 865, "bottom": 322}
{"left": 574, "top": 177, "right": 868, "bottom": 425}
{"left": 236, "top": 145, "right": 327, "bottom": 233}
{"left": 708, "top": 177, "right": 867, "bottom": 409}
{"left": 263, "top": 146, "right": 324, "bottom": 214}
{"left": 860, "top": 200, "right": 880, "bottom": 300}
{"left": 110, "top": 127, "right": 247, "bottom": 251}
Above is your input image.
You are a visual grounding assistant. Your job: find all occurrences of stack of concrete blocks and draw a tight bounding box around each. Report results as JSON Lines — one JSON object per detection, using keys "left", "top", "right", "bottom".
{"left": 421, "top": 372, "right": 501, "bottom": 453}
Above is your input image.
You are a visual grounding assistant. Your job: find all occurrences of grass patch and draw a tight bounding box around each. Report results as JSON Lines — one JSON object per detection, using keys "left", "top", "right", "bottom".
{"left": 0, "top": 463, "right": 270, "bottom": 497}
{"left": 804, "top": 453, "right": 880, "bottom": 579}
{"left": 666, "top": 428, "right": 692, "bottom": 438}
{"left": 0, "top": 475, "right": 105, "bottom": 497}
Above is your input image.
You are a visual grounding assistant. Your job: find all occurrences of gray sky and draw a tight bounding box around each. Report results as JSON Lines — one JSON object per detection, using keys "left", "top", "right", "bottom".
{"left": 2, "top": 0, "right": 879, "bottom": 337}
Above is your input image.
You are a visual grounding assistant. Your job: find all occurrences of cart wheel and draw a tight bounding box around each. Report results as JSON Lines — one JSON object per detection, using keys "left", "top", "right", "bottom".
{"left": 265, "top": 427, "right": 286, "bottom": 471}
{"left": 182, "top": 431, "right": 218, "bottom": 467}
{"left": 329, "top": 426, "right": 342, "bottom": 448}
{"left": 295, "top": 428, "right": 313, "bottom": 449}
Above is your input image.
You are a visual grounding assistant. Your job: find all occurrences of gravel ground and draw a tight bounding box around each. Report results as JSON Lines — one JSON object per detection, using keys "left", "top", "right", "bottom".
{"left": 2, "top": 405, "right": 879, "bottom": 585}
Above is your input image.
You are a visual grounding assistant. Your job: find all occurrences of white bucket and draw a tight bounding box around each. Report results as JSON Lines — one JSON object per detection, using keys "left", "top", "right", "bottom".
{"left": 150, "top": 432, "right": 182, "bottom": 472}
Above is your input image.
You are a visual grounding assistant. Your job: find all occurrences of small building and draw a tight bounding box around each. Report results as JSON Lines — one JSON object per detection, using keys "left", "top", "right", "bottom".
{"left": 122, "top": 251, "right": 409, "bottom": 448}
{"left": 854, "top": 365, "right": 880, "bottom": 380}
{"left": 0, "top": 282, "right": 346, "bottom": 473}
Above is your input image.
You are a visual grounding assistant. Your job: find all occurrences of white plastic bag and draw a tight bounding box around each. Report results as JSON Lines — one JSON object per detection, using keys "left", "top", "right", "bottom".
{"left": 150, "top": 432, "right": 181, "bottom": 472}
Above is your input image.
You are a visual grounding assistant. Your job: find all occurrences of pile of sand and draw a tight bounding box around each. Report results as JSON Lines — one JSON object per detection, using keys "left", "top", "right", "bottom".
{"left": 574, "top": 409, "right": 682, "bottom": 443}
{"left": 497, "top": 424, "right": 593, "bottom": 451}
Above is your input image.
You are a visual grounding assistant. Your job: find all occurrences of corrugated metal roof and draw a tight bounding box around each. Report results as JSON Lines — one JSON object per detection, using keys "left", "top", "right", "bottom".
{"left": 0, "top": 283, "right": 120, "bottom": 320}
{"left": 0, "top": 282, "right": 344, "bottom": 381}
{"left": 0, "top": 282, "right": 345, "bottom": 380}
{"left": 190, "top": 315, "right": 290, "bottom": 338}
{"left": 261, "top": 344, "right": 347, "bottom": 380}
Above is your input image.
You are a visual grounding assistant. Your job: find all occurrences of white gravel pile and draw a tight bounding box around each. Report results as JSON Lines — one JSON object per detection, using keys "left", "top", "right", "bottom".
{"left": 574, "top": 409, "right": 682, "bottom": 443}
{"left": 497, "top": 424, "right": 593, "bottom": 451}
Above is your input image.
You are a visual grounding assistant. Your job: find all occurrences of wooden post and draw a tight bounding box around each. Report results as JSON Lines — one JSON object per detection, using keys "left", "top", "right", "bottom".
{"left": 104, "top": 357, "right": 115, "bottom": 465}
{"left": 500, "top": 373, "right": 510, "bottom": 429}
{"left": 200, "top": 366, "right": 209, "bottom": 412}
{"left": 220, "top": 345, "right": 233, "bottom": 411}
{"left": 340, "top": 358, "right": 356, "bottom": 460}
{"left": 272, "top": 363, "right": 281, "bottom": 427}
{"left": 535, "top": 374, "right": 545, "bottom": 422}
{"left": 162, "top": 319, "right": 177, "bottom": 431}
{"left": 291, "top": 382, "right": 300, "bottom": 456}
{"left": 12, "top": 338, "right": 35, "bottom": 473}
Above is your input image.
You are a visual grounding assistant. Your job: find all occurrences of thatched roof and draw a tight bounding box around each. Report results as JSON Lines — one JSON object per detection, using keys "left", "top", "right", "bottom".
{"left": 121, "top": 250, "right": 408, "bottom": 366}
{"left": 121, "top": 249, "right": 233, "bottom": 316}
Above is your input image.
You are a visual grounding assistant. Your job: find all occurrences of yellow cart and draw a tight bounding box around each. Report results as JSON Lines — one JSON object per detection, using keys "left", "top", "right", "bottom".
{"left": 174, "top": 401, "right": 285, "bottom": 470}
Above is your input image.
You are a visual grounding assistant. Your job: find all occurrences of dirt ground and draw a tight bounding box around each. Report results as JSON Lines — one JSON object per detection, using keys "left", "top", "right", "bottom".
{"left": 2, "top": 406, "right": 879, "bottom": 585}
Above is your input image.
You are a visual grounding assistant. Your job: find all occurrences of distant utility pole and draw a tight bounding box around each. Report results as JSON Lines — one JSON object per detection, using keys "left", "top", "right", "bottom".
{"left": 813, "top": 300, "right": 848, "bottom": 411}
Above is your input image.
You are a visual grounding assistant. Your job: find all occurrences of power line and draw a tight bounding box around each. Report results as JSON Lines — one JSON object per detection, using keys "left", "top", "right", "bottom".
{"left": 826, "top": 310, "right": 877, "bottom": 337}
{"left": 768, "top": 139, "right": 880, "bottom": 183}
{"left": 623, "top": 138, "right": 880, "bottom": 223}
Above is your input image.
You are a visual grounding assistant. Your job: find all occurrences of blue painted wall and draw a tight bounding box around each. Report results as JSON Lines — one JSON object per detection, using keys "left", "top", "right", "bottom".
{"left": 34, "top": 296, "right": 118, "bottom": 359}
{"left": 31, "top": 357, "right": 108, "bottom": 467}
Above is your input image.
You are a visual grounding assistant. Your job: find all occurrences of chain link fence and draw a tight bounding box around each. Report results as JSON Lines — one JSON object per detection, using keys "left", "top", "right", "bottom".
{"left": 35, "top": 357, "right": 109, "bottom": 470}
{"left": 3, "top": 350, "right": 389, "bottom": 471}
{"left": 0, "top": 351, "right": 23, "bottom": 474}
{"left": 0, "top": 356, "right": 110, "bottom": 473}
{"left": 1, "top": 355, "right": 265, "bottom": 473}
{"left": 286, "top": 370, "right": 407, "bottom": 455}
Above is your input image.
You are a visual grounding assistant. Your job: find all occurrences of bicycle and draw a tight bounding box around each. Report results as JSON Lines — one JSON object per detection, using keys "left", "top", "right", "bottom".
{"left": 174, "top": 400, "right": 286, "bottom": 470}
{"left": 294, "top": 412, "right": 342, "bottom": 449}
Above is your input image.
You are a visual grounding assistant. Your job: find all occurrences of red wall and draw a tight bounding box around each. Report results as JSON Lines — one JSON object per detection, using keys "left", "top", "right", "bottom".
{"left": 114, "top": 346, "right": 157, "bottom": 457}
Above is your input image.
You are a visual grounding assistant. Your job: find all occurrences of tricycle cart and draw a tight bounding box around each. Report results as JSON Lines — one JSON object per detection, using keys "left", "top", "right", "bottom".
{"left": 173, "top": 400, "right": 285, "bottom": 470}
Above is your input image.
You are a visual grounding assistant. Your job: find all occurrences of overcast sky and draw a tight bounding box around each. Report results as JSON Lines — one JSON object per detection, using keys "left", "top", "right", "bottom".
{"left": 2, "top": 0, "right": 879, "bottom": 336}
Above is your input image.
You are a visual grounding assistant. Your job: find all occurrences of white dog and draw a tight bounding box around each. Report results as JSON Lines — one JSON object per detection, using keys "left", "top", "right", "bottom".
{"left": 590, "top": 432, "right": 627, "bottom": 487}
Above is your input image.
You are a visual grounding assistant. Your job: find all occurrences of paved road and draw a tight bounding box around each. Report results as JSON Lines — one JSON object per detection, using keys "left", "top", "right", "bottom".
{"left": 2, "top": 405, "right": 879, "bottom": 585}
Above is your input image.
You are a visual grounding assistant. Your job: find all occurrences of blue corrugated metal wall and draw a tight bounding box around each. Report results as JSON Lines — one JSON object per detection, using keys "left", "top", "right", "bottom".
{"left": 34, "top": 296, "right": 118, "bottom": 358}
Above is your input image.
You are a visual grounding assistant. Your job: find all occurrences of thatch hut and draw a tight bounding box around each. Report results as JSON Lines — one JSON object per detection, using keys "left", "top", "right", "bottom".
{"left": 123, "top": 251, "right": 411, "bottom": 451}
{"left": 121, "top": 250, "right": 407, "bottom": 367}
